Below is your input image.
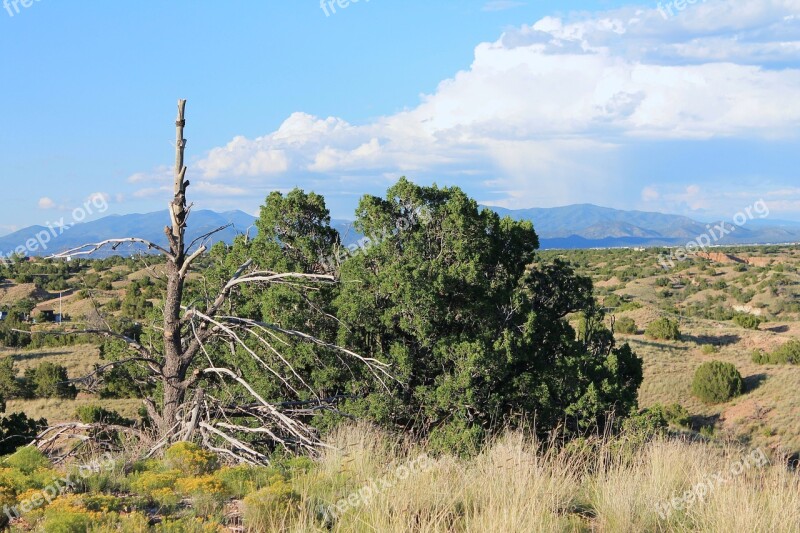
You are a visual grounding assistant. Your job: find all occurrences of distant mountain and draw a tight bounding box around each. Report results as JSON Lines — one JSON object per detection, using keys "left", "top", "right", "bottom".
{"left": 0, "top": 210, "right": 257, "bottom": 258}
{"left": 488, "top": 204, "right": 800, "bottom": 248}
{"left": 2, "top": 204, "right": 798, "bottom": 258}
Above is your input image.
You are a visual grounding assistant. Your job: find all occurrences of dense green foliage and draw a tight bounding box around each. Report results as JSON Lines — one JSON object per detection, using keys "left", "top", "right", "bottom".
{"left": 645, "top": 317, "right": 681, "bottom": 340}
{"left": 615, "top": 317, "right": 637, "bottom": 334}
{"left": 732, "top": 313, "right": 763, "bottom": 330}
{"left": 0, "top": 411, "right": 46, "bottom": 455}
{"left": 204, "top": 179, "right": 643, "bottom": 450}
{"left": 691, "top": 361, "right": 743, "bottom": 404}
{"left": 752, "top": 340, "right": 800, "bottom": 365}
{"left": 24, "top": 362, "right": 77, "bottom": 400}
{"left": 75, "top": 405, "right": 133, "bottom": 426}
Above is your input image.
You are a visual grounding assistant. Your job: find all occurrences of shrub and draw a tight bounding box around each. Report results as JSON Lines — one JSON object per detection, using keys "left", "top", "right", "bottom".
{"left": 75, "top": 405, "right": 132, "bottom": 426}
{"left": 645, "top": 318, "right": 681, "bottom": 340}
{"left": 149, "top": 487, "right": 181, "bottom": 514}
{"left": 0, "top": 486, "right": 15, "bottom": 529}
{"left": 621, "top": 406, "right": 668, "bottom": 437}
{"left": 216, "top": 465, "right": 279, "bottom": 498}
{"left": 163, "top": 442, "right": 218, "bottom": 476}
{"left": 42, "top": 511, "right": 93, "bottom": 533}
{"left": 0, "top": 357, "right": 23, "bottom": 400}
{"left": 175, "top": 475, "right": 225, "bottom": 497}
{"left": 0, "top": 413, "right": 46, "bottom": 455}
{"left": 752, "top": 340, "right": 800, "bottom": 365}
{"left": 733, "top": 313, "right": 762, "bottom": 330}
{"left": 243, "top": 478, "right": 301, "bottom": 532}
{"left": 159, "top": 516, "right": 224, "bottom": 532}
{"left": 615, "top": 317, "right": 637, "bottom": 334}
{"left": 129, "top": 470, "right": 181, "bottom": 497}
{"left": 663, "top": 403, "right": 691, "bottom": 427}
{"left": 81, "top": 494, "right": 123, "bottom": 513}
{"left": 41, "top": 495, "right": 104, "bottom": 533}
{"left": 701, "top": 344, "right": 719, "bottom": 355}
{"left": 2, "top": 446, "right": 50, "bottom": 474}
{"left": 26, "top": 362, "right": 77, "bottom": 399}
{"left": 692, "top": 361, "right": 744, "bottom": 404}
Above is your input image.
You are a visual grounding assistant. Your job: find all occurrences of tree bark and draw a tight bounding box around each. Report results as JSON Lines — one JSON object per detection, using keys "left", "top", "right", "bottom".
{"left": 159, "top": 99, "right": 191, "bottom": 437}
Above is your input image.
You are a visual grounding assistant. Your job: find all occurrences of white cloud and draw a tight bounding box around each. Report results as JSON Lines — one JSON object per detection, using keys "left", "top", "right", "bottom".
{"left": 38, "top": 197, "right": 56, "bottom": 209}
{"left": 129, "top": 0, "right": 800, "bottom": 211}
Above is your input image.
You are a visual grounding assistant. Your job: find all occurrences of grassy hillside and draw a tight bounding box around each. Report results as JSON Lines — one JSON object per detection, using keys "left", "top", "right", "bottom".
{"left": 1, "top": 246, "right": 800, "bottom": 530}
{"left": 541, "top": 245, "right": 800, "bottom": 455}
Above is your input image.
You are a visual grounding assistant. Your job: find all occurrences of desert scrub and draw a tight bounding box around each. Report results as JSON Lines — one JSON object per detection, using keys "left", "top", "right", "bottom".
{"left": 215, "top": 465, "right": 280, "bottom": 498}
{"left": 81, "top": 493, "right": 124, "bottom": 513}
{"left": 159, "top": 516, "right": 225, "bottom": 532}
{"left": 163, "top": 442, "right": 219, "bottom": 475}
{"left": 0, "top": 486, "right": 14, "bottom": 529}
{"left": 752, "top": 340, "right": 800, "bottom": 365}
{"left": 243, "top": 477, "right": 301, "bottom": 532}
{"left": 129, "top": 469, "right": 182, "bottom": 497}
{"left": 2, "top": 446, "right": 51, "bottom": 473}
{"left": 149, "top": 488, "right": 182, "bottom": 514}
{"left": 175, "top": 474, "right": 225, "bottom": 497}
{"left": 700, "top": 344, "right": 719, "bottom": 354}
{"left": 692, "top": 361, "right": 744, "bottom": 404}
{"left": 0, "top": 466, "right": 33, "bottom": 493}
{"left": 645, "top": 317, "right": 681, "bottom": 340}
{"left": 90, "top": 511, "right": 151, "bottom": 533}
{"left": 615, "top": 317, "right": 637, "bottom": 334}
{"left": 41, "top": 494, "right": 111, "bottom": 533}
{"left": 733, "top": 313, "right": 763, "bottom": 330}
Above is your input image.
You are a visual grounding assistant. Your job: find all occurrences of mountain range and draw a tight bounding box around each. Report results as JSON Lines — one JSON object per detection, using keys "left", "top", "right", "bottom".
{"left": 1, "top": 204, "right": 798, "bottom": 258}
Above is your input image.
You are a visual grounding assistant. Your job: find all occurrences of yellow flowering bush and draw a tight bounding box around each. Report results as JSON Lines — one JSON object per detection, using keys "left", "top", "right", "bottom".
{"left": 41, "top": 494, "right": 116, "bottom": 533}
{"left": 81, "top": 493, "right": 123, "bottom": 513}
{"left": 129, "top": 469, "right": 181, "bottom": 496}
{"left": 163, "top": 442, "right": 219, "bottom": 475}
{"left": 149, "top": 487, "right": 181, "bottom": 513}
{"left": 175, "top": 474, "right": 225, "bottom": 496}
{"left": 0, "top": 466, "right": 34, "bottom": 493}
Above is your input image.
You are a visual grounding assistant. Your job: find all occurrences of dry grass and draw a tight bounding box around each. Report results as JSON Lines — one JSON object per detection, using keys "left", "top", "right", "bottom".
{"left": 0, "top": 343, "right": 102, "bottom": 377}
{"left": 278, "top": 424, "right": 800, "bottom": 532}
{"left": 4, "top": 397, "right": 142, "bottom": 423}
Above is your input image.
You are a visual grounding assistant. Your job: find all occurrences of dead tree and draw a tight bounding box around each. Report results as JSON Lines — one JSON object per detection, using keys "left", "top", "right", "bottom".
{"left": 33, "top": 100, "right": 394, "bottom": 463}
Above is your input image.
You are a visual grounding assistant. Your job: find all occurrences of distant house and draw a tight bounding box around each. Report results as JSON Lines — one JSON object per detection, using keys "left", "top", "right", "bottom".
{"left": 38, "top": 309, "right": 56, "bottom": 322}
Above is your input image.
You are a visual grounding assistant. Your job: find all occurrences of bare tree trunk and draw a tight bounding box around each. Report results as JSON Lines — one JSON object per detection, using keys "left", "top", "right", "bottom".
{"left": 159, "top": 99, "right": 191, "bottom": 437}
{"left": 35, "top": 99, "right": 396, "bottom": 462}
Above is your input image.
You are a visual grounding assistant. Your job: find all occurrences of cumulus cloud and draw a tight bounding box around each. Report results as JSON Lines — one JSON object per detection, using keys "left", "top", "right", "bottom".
{"left": 129, "top": 0, "right": 800, "bottom": 212}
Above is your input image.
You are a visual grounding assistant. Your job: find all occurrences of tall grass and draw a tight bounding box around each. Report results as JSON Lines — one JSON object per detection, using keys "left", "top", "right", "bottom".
{"left": 275, "top": 423, "right": 800, "bottom": 532}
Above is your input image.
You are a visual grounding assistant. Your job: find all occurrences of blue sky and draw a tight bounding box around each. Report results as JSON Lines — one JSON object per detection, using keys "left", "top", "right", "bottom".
{"left": 1, "top": 0, "right": 799, "bottom": 235}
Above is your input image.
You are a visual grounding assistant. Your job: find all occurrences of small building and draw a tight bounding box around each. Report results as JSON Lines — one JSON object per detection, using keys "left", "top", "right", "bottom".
{"left": 38, "top": 309, "right": 56, "bottom": 322}
{"left": 0, "top": 311, "right": 7, "bottom": 321}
